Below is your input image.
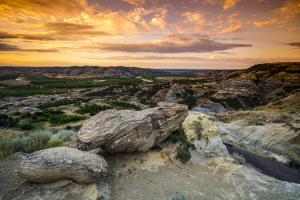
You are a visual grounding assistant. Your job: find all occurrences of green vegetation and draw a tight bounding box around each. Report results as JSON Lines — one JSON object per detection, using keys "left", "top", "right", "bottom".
{"left": 173, "top": 78, "right": 204, "bottom": 85}
{"left": 18, "top": 122, "right": 35, "bottom": 130}
{"left": 192, "top": 120, "right": 203, "bottom": 140}
{"left": 0, "top": 114, "right": 18, "bottom": 128}
{"left": 38, "top": 98, "right": 89, "bottom": 109}
{"left": 232, "top": 153, "right": 246, "bottom": 165}
{"left": 0, "top": 129, "right": 74, "bottom": 158}
{"left": 167, "top": 127, "right": 195, "bottom": 163}
{"left": 21, "top": 109, "right": 85, "bottom": 125}
{"left": 176, "top": 89, "right": 197, "bottom": 109}
{"left": 109, "top": 100, "right": 141, "bottom": 110}
{"left": 76, "top": 104, "right": 113, "bottom": 115}
{"left": 76, "top": 101, "right": 140, "bottom": 115}
{"left": 0, "top": 77, "right": 142, "bottom": 97}
{"left": 47, "top": 139, "right": 64, "bottom": 148}
{"left": 0, "top": 136, "right": 15, "bottom": 158}
{"left": 51, "top": 129, "right": 75, "bottom": 142}
{"left": 137, "top": 83, "right": 170, "bottom": 106}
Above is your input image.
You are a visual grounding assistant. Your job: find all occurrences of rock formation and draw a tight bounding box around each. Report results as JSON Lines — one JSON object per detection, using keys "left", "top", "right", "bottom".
{"left": 77, "top": 102, "right": 188, "bottom": 152}
{"left": 18, "top": 147, "right": 108, "bottom": 183}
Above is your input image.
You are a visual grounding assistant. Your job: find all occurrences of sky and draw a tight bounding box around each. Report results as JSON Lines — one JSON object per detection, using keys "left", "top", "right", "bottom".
{"left": 0, "top": 0, "right": 299, "bottom": 69}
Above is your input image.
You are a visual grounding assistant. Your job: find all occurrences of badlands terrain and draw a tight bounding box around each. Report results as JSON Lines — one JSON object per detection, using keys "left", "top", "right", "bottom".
{"left": 0, "top": 62, "right": 300, "bottom": 200}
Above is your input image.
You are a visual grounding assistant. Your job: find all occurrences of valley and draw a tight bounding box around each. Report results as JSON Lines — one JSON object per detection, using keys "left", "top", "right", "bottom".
{"left": 0, "top": 62, "right": 300, "bottom": 200}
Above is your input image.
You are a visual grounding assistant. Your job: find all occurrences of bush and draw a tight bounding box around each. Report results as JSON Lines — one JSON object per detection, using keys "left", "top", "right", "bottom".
{"left": 177, "top": 145, "right": 191, "bottom": 163}
{"left": 0, "top": 114, "right": 18, "bottom": 128}
{"left": 0, "top": 136, "right": 14, "bottom": 158}
{"left": 51, "top": 129, "right": 75, "bottom": 142}
{"left": 28, "top": 130, "right": 51, "bottom": 151}
{"left": 109, "top": 100, "right": 141, "bottom": 110}
{"left": 47, "top": 139, "right": 64, "bottom": 148}
{"left": 76, "top": 104, "right": 113, "bottom": 115}
{"left": 19, "top": 122, "right": 34, "bottom": 130}
{"left": 49, "top": 114, "right": 84, "bottom": 124}
{"left": 14, "top": 137, "right": 32, "bottom": 153}
{"left": 167, "top": 127, "right": 195, "bottom": 163}
{"left": 232, "top": 153, "right": 246, "bottom": 165}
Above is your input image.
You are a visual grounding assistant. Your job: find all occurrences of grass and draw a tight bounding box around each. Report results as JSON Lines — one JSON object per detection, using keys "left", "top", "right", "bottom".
{"left": 231, "top": 153, "right": 246, "bottom": 165}
{"left": 0, "top": 129, "right": 74, "bottom": 158}
{"left": 47, "top": 139, "right": 64, "bottom": 148}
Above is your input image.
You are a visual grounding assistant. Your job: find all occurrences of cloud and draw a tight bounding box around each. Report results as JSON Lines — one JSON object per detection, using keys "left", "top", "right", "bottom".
{"left": 223, "top": 0, "right": 238, "bottom": 10}
{"left": 0, "top": 43, "right": 20, "bottom": 51}
{"left": 253, "top": 0, "right": 300, "bottom": 27}
{"left": 217, "top": 23, "right": 242, "bottom": 34}
{"left": 286, "top": 42, "right": 300, "bottom": 48}
{"left": 95, "top": 33, "right": 251, "bottom": 53}
{"left": 0, "top": 0, "right": 92, "bottom": 21}
{"left": 0, "top": 42, "right": 58, "bottom": 52}
{"left": 203, "top": 0, "right": 238, "bottom": 10}
{"left": 121, "top": 0, "right": 145, "bottom": 6}
{"left": 44, "top": 22, "right": 111, "bottom": 37}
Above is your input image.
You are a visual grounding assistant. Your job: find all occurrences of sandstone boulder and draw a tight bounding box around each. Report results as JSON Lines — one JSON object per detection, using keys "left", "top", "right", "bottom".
{"left": 18, "top": 147, "right": 108, "bottom": 183}
{"left": 77, "top": 102, "right": 188, "bottom": 152}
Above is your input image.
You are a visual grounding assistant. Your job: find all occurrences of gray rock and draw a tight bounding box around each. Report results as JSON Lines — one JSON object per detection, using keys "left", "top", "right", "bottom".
{"left": 18, "top": 147, "right": 108, "bottom": 183}
{"left": 77, "top": 102, "right": 188, "bottom": 152}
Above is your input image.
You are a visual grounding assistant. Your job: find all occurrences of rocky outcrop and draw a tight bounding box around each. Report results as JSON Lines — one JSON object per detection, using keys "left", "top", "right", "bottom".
{"left": 77, "top": 102, "right": 188, "bottom": 152}
{"left": 18, "top": 147, "right": 108, "bottom": 183}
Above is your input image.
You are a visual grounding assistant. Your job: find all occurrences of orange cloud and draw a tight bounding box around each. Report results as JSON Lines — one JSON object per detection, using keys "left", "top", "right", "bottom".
{"left": 253, "top": 0, "right": 300, "bottom": 27}
{"left": 95, "top": 33, "right": 251, "bottom": 53}
{"left": 121, "top": 0, "right": 145, "bottom": 6}
{"left": 223, "top": 0, "right": 238, "bottom": 10}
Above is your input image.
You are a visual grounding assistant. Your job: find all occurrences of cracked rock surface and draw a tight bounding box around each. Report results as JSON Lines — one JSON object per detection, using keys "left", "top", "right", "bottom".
{"left": 77, "top": 102, "right": 188, "bottom": 152}
{"left": 18, "top": 147, "right": 108, "bottom": 183}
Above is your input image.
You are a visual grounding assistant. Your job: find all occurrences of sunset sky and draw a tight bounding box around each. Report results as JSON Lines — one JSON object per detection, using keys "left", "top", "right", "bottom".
{"left": 0, "top": 0, "right": 299, "bottom": 69}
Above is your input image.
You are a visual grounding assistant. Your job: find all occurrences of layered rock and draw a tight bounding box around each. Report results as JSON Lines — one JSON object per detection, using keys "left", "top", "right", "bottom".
{"left": 77, "top": 102, "right": 188, "bottom": 152}
{"left": 18, "top": 147, "right": 108, "bottom": 183}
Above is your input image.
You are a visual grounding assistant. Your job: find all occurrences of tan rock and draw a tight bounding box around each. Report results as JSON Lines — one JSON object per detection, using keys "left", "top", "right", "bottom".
{"left": 77, "top": 102, "right": 188, "bottom": 152}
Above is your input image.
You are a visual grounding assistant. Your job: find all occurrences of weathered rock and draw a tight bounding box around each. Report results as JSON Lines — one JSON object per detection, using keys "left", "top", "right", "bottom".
{"left": 18, "top": 147, "right": 108, "bottom": 183}
{"left": 77, "top": 102, "right": 188, "bottom": 152}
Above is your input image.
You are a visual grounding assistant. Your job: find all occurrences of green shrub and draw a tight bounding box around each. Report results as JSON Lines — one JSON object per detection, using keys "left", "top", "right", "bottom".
{"left": 14, "top": 137, "right": 32, "bottom": 153}
{"left": 47, "top": 139, "right": 64, "bottom": 148}
{"left": 49, "top": 114, "right": 84, "bottom": 124}
{"left": 177, "top": 145, "right": 191, "bottom": 163}
{"left": 76, "top": 104, "right": 113, "bottom": 115}
{"left": 232, "top": 153, "right": 246, "bottom": 165}
{"left": 51, "top": 129, "right": 75, "bottom": 142}
{"left": 109, "top": 100, "right": 141, "bottom": 110}
{"left": 19, "top": 122, "right": 34, "bottom": 130}
{"left": 0, "top": 114, "right": 18, "bottom": 128}
{"left": 28, "top": 130, "right": 51, "bottom": 151}
{"left": 0, "top": 136, "right": 14, "bottom": 158}
{"left": 167, "top": 127, "right": 195, "bottom": 163}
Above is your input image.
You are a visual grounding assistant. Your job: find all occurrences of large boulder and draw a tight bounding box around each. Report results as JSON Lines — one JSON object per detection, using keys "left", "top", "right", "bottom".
{"left": 77, "top": 102, "right": 188, "bottom": 152}
{"left": 18, "top": 147, "right": 108, "bottom": 183}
